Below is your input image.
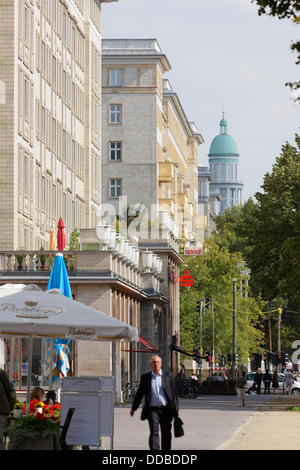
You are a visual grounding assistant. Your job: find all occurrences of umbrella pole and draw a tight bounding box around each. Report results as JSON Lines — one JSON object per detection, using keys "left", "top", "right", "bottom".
{"left": 49, "top": 338, "right": 53, "bottom": 390}
{"left": 26, "top": 336, "right": 33, "bottom": 416}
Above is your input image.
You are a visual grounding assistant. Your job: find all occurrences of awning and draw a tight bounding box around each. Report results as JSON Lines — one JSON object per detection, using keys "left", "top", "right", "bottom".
{"left": 122, "top": 335, "right": 160, "bottom": 353}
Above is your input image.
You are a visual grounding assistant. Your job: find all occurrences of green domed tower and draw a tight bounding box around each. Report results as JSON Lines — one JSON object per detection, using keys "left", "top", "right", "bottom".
{"left": 208, "top": 115, "right": 243, "bottom": 214}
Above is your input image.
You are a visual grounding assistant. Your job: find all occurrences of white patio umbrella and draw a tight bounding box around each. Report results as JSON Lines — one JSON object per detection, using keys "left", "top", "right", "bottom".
{"left": 0, "top": 283, "right": 138, "bottom": 411}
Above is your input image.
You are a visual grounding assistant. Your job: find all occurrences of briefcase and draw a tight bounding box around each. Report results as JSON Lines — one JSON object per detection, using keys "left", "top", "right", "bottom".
{"left": 140, "top": 404, "right": 149, "bottom": 421}
{"left": 173, "top": 416, "right": 184, "bottom": 438}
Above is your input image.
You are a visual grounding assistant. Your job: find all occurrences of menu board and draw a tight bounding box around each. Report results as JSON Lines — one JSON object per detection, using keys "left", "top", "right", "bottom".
{"left": 61, "top": 376, "right": 102, "bottom": 392}
{"left": 60, "top": 376, "right": 114, "bottom": 446}
{"left": 61, "top": 392, "right": 101, "bottom": 446}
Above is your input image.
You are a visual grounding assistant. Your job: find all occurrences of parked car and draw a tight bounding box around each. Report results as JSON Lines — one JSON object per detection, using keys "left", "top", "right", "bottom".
{"left": 246, "top": 371, "right": 300, "bottom": 395}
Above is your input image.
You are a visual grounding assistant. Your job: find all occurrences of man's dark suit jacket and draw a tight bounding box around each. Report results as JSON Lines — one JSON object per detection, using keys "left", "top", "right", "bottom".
{"left": 131, "top": 370, "right": 179, "bottom": 417}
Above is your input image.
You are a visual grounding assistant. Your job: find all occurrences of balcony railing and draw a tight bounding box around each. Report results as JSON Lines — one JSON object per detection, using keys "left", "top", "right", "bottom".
{"left": 0, "top": 251, "right": 77, "bottom": 272}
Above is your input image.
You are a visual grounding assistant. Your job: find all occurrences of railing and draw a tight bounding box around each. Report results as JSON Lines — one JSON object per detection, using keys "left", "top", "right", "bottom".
{"left": 0, "top": 251, "right": 77, "bottom": 272}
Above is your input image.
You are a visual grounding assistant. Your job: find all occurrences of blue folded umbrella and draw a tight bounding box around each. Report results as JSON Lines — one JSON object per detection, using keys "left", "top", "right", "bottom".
{"left": 46, "top": 253, "right": 72, "bottom": 383}
{"left": 47, "top": 253, "right": 72, "bottom": 299}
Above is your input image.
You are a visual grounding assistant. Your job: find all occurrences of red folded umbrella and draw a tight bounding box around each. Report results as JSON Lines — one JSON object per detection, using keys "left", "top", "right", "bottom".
{"left": 57, "top": 218, "right": 66, "bottom": 251}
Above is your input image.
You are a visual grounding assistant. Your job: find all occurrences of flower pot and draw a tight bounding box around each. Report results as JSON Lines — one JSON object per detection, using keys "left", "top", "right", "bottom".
{"left": 17, "top": 435, "right": 54, "bottom": 450}
{"left": 13, "top": 409, "right": 22, "bottom": 418}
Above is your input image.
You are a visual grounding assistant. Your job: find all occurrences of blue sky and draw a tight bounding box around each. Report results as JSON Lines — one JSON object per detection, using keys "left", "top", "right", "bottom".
{"left": 101, "top": 0, "right": 299, "bottom": 201}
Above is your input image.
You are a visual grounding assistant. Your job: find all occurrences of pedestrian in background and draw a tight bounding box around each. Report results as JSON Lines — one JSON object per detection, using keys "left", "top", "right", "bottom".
{"left": 272, "top": 370, "right": 279, "bottom": 394}
{"left": 0, "top": 369, "right": 16, "bottom": 450}
{"left": 236, "top": 370, "right": 247, "bottom": 407}
{"left": 130, "top": 355, "right": 179, "bottom": 451}
{"left": 179, "top": 364, "right": 186, "bottom": 378}
{"left": 263, "top": 370, "right": 272, "bottom": 394}
{"left": 285, "top": 369, "right": 294, "bottom": 395}
{"left": 254, "top": 368, "right": 262, "bottom": 394}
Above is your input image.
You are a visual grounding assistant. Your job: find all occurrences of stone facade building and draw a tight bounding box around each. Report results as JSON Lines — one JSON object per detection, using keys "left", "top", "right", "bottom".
{"left": 0, "top": 0, "right": 117, "bottom": 251}
{"left": 0, "top": 2, "right": 189, "bottom": 398}
{"left": 101, "top": 39, "right": 204, "bottom": 243}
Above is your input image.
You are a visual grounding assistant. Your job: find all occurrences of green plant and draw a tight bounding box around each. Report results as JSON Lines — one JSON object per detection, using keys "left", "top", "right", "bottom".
{"left": 40, "top": 245, "right": 46, "bottom": 265}
{"left": 48, "top": 254, "right": 54, "bottom": 269}
{"left": 69, "top": 228, "right": 80, "bottom": 270}
{"left": 69, "top": 228, "right": 80, "bottom": 250}
{"left": 17, "top": 255, "right": 23, "bottom": 265}
{"left": 6, "top": 415, "right": 61, "bottom": 450}
{"left": 14, "top": 400, "right": 24, "bottom": 410}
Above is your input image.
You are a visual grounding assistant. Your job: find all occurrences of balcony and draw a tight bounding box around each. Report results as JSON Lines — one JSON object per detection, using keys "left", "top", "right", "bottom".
{"left": 158, "top": 161, "right": 175, "bottom": 183}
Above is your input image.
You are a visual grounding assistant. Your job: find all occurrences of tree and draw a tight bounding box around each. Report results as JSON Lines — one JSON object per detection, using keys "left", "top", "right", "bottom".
{"left": 179, "top": 236, "right": 266, "bottom": 365}
{"left": 215, "top": 136, "right": 300, "bottom": 306}
{"left": 244, "top": 136, "right": 300, "bottom": 305}
{"left": 252, "top": 0, "right": 300, "bottom": 101}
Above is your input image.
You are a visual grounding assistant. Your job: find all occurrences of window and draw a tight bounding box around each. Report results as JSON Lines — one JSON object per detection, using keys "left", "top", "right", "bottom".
{"left": 110, "top": 69, "right": 122, "bottom": 86}
{"left": 110, "top": 142, "right": 122, "bottom": 161}
{"left": 52, "top": 118, "right": 57, "bottom": 152}
{"left": 109, "top": 104, "right": 122, "bottom": 124}
{"left": 110, "top": 179, "right": 122, "bottom": 198}
{"left": 41, "top": 106, "right": 46, "bottom": 141}
{"left": 62, "top": 130, "right": 67, "bottom": 162}
{"left": 220, "top": 163, "right": 226, "bottom": 182}
{"left": 24, "top": 154, "right": 29, "bottom": 196}
{"left": 52, "top": 56, "right": 57, "bottom": 90}
{"left": 24, "top": 5, "right": 30, "bottom": 47}
{"left": 24, "top": 78, "right": 29, "bottom": 121}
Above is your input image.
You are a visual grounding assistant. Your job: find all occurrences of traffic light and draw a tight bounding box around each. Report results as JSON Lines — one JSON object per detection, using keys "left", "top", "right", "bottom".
{"left": 268, "top": 300, "right": 274, "bottom": 310}
{"left": 282, "top": 307, "right": 289, "bottom": 321}
{"left": 281, "top": 351, "right": 288, "bottom": 365}
{"left": 271, "top": 352, "right": 278, "bottom": 365}
{"left": 193, "top": 348, "right": 200, "bottom": 365}
{"left": 206, "top": 351, "right": 212, "bottom": 363}
{"left": 205, "top": 298, "right": 211, "bottom": 309}
{"left": 277, "top": 352, "right": 282, "bottom": 364}
{"left": 219, "top": 353, "right": 225, "bottom": 367}
{"left": 285, "top": 352, "right": 289, "bottom": 364}
{"left": 196, "top": 301, "right": 201, "bottom": 313}
{"left": 233, "top": 353, "right": 239, "bottom": 365}
{"left": 227, "top": 353, "right": 232, "bottom": 363}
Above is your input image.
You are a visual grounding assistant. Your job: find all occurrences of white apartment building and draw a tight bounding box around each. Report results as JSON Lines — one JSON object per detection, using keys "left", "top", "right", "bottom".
{"left": 101, "top": 39, "right": 204, "bottom": 243}
{"left": 0, "top": 0, "right": 116, "bottom": 251}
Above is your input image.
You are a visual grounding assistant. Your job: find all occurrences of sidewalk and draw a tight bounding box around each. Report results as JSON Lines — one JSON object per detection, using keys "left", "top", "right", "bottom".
{"left": 219, "top": 395, "right": 300, "bottom": 450}
{"left": 107, "top": 394, "right": 300, "bottom": 451}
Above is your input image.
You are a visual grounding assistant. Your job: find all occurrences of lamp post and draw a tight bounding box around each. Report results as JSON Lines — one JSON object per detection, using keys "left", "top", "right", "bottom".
{"left": 232, "top": 278, "right": 237, "bottom": 370}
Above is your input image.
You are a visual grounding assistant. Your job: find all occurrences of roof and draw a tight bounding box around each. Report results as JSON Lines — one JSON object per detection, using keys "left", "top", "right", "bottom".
{"left": 208, "top": 115, "right": 239, "bottom": 157}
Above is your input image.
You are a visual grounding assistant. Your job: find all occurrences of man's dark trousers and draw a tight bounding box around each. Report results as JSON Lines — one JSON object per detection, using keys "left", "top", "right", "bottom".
{"left": 148, "top": 405, "right": 173, "bottom": 450}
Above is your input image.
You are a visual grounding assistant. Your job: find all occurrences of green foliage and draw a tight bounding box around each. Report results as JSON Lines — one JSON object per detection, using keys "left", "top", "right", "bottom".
{"left": 179, "top": 236, "right": 266, "bottom": 364}
{"left": 214, "top": 137, "right": 300, "bottom": 307}
{"left": 252, "top": 0, "right": 300, "bottom": 97}
{"left": 69, "top": 228, "right": 80, "bottom": 250}
{"left": 6, "top": 415, "right": 61, "bottom": 450}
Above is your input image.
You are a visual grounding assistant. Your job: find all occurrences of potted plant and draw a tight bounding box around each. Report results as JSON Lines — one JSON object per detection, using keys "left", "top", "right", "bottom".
{"left": 48, "top": 254, "right": 54, "bottom": 270}
{"left": 6, "top": 407, "right": 61, "bottom": 450}
{"left": 34, "top": 401, "right": 45, "bottom": 415}
{"left": 40, "top": 245, "right": 46, "bottom": 270}
{"left": 69, "top": 228, "right": 80, "bottom": 270}
{"left": 17, "top": 255, "right": 23, "bottom": 271}
{"left": 13, "top": 400, "right": 24, "bottom": 418}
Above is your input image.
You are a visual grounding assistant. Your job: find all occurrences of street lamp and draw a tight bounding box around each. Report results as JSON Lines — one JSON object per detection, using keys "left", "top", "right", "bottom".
{"left": 142, "top": 250, "right": 153, "bottom": 272}
{"left": 232, "top": 278, "right": 237, "bottom": 369}
{"left": 96, "top": 224, "right": 111, "bottom": 250}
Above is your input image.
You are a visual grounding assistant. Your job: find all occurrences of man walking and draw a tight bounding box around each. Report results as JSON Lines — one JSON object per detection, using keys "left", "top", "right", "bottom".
{"left": 263, "top": 370, "right": 272, "bottom": 394}
{"left": 130, "top": 355, "right": 179, "bottom": 451}
{"left": 285, "top": 369, "right": 294, "bottom": 395}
